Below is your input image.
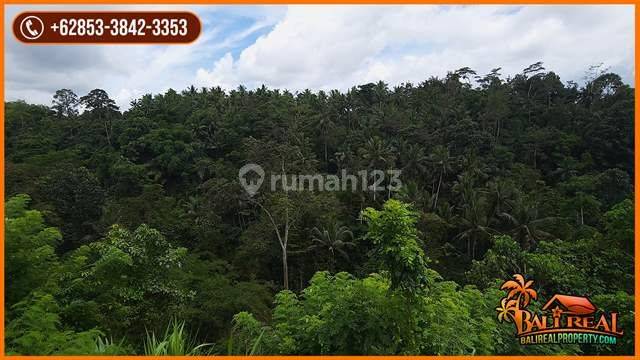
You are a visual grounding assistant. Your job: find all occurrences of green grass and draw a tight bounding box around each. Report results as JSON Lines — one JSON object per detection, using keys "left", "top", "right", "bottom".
{"left": 144, "top": 319, "right": 212, "bottom": 355}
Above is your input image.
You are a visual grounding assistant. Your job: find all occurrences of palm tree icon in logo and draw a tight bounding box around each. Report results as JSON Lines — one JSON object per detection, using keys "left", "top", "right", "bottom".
{"left": 496, "top": 274, "right": 537, "bottom": 324}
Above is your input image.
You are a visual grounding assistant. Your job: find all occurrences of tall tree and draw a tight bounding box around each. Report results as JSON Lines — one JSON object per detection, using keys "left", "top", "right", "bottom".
{"left": 430, "top": 145, "right": 454, "bottom": 210}
{"left": 51, "top": 89, "right": 79, "bottom": 118}
{"left": 80, "top": 89, "right": 119, "bottom": 146}
{"left": 362, "top": 199, "right": 430, "bottom": 294}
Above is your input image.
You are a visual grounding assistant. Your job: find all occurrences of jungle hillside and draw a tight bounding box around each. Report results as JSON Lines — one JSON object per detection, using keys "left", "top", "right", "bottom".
{"left": 4, "top": 63, "right": 635, "bottom": 355}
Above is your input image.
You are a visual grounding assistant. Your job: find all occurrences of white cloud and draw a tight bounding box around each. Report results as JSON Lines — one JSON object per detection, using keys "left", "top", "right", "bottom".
{"left": 4, "top": 5, "right": 284, "bottom": 108}
{"left": 195, "top": 52, "right": 238, "bottom": 89}
{"left": 195, "top": 5, "right": 634, "bottom": 92}
{"left": 5, "top": 5, "right": 634, "bottom": 110}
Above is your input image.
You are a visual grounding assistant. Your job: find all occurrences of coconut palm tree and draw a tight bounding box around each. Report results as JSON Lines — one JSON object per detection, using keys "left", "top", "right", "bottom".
{"left": 499, "top": 197, "right": 555, "bottom": 250}
{"left": 308, "top": 222, "right": 355, "bottom": 271}
{"left": 486, "top": 179, "right": 516, "bottom": 217}
{"left": 313, "top": 114, "right": 336, "bottom": 163}
{"left": 360, "top": 136, "right": 395, "bottom": 170}
{"left": 455, "top": 195, "right": 493, "bottom": 259}
{"left": 359, "top": 137, "right": 395, "bottom": 200}
{"left": 451, "top": 172, "right": 478, "bottom": 206}
{"left": 436, "top": 202, "right": 455, "bottom": 224}
{"left": 398, "top": 181, "right": 433, "bottom": 212}
{"left": 399, "top": 142, "right": 429, "bottom": 180}
{"left": 430, "top": 145, "right": 454, "bottom": 210}
{"left": 460, "top": 152, "right": 489, "bottom": 182}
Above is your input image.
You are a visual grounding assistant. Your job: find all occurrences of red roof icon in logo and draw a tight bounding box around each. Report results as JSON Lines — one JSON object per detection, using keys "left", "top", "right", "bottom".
{"left": 542, "top": 294, "right": 596, "bottom": 315}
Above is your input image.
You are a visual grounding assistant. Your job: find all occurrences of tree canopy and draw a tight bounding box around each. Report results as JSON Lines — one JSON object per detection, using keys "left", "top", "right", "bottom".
{"left": 5, "top": 64, "right": 634, "bottom": 355}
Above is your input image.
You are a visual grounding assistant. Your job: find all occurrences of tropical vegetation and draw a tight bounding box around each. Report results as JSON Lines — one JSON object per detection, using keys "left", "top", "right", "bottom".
{"left": 5, "top": 63, "right": 634, "bottom": 354}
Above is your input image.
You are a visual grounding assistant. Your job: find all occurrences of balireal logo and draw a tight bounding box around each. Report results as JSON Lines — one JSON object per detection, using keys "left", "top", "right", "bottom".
{"left": 496, "top": 274, "right": 623, "bottom": 345}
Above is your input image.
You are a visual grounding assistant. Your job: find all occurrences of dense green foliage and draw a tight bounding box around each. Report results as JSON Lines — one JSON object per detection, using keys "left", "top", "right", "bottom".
{"left": 5, "top": 63, "right": 634, "bottom": 354}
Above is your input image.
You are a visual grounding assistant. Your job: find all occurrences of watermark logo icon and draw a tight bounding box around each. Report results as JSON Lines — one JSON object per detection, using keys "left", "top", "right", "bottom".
{"left": 239, "top": 163, "right": 265, "bottom": 196}
{"left": 238, "top": 163, "right": 402, "bottom": 195}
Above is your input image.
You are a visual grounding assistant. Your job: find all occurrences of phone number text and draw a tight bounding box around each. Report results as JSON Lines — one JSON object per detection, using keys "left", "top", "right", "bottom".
{"left": 52, "top": 18, "right": 189, "bottom": 37}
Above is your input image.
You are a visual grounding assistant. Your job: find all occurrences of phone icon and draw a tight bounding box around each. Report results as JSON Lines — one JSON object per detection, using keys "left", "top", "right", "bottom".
{"left": 25, "top": 20, "right": 38, "bottom": 37}
{"left": 19, "top": 15, "right": 44, "bottom": 40}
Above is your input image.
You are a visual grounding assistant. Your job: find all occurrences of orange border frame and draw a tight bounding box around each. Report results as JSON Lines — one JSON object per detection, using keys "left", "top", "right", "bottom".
{"left": 0, "top": 1, "right": 638, "bottom": 359}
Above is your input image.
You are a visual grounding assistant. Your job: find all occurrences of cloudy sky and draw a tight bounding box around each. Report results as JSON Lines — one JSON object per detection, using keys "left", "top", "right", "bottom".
{"left": 5, "top": 5, "right": 635, "bottom": 109}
